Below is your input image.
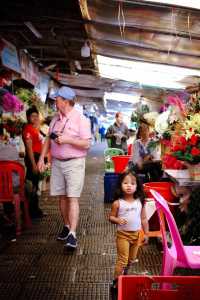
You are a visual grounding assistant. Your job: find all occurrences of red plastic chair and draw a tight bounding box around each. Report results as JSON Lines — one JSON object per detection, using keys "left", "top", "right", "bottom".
{"left": 0, "top": 161, "right": 32, "bottom": 235}
{"left": 150, "top": 189, "right": 200, "bottom": 276}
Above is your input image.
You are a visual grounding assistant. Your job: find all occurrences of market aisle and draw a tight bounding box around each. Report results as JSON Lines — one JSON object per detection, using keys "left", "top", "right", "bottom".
{"left": 0, "top": 142, "right": 161, "bottom": 300}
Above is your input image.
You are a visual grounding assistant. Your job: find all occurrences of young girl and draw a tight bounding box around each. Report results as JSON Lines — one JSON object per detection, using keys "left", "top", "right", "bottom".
{"left": 109, "top": 170, "right": 149, "bottom": 288}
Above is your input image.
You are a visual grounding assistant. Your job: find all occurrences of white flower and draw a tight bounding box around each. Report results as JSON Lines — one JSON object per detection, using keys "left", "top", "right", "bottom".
{"left": 168, "top": 106, "right": 182, "bottom": 124}
{"left": 155, "top": 110, "right": 170, "bottom": 134}
{"left": 143, "top": 112, "right": 159, "bottom": 126}
{"left": 184, "top": 113, "right": 200, "bottom": 134}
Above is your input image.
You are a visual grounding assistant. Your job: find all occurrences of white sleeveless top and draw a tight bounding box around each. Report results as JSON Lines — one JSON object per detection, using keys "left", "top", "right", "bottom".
{"left": 117, "top": 199, "right": 142, "bottom": 231}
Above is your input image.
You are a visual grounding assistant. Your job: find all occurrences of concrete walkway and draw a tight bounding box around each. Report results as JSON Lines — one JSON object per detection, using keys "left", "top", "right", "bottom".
{"left": 0, "top": 142, "right": 162, "bottom": 300}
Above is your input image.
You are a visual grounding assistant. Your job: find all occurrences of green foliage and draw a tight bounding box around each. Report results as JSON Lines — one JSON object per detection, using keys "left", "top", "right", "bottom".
{"left": 173, "top": 150, "right": 200, "bottom": 164}
{"left": 147, "top": 140, "right": 159, "bottom": 151}
{"left": 38, "top": 167, "right": 51, "bottom": 180}
{"left": 140, "top": 104, "right": 150, "bottom": 115}
{"left": 131, "top": 112, "right": 139, "bottom": 123}
{"left": 16, "top": 88, "right": 48, "bottom": 115}
{"left": 162, "top": 131, "right": 171, "bottom": 140}
{"left": 15, "top": 88, "right": 35, "bottom": 106}
{"left": 131, "top": 104, "right": 150, "bottom": 124}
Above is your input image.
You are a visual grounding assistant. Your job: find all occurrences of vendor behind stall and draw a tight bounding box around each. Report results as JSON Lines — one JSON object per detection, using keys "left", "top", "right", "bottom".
{"left": 22, "top": 106, "right": 46, "bottom": 218}
{"left": 105, "top": 112, "right": 129, "bottom": 153}
{"left": 131, "top": 121, "right": 162, "bottom": 181}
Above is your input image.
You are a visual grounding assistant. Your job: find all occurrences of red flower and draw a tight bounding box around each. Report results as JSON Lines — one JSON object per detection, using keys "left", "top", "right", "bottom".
{"left": 189, "top": 134, "right": 198, "bottom": 146}
{"left": 179, "top": 136, "right": 187, "bottom": 145}
{"left": 163, "top": 154, "right": 185, "bottom": 169}
{"left": 171, "top": 135, "right": 187, "bottom": 152}
{"left": 191, "top": 147, "right": 200, "bottom": 156}
{"left": 174, "top": 160, "right": 185, "bottom": 169}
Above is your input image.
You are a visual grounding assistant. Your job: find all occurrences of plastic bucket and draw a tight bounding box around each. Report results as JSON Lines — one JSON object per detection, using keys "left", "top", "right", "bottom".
{"left": 104, "top": 173, "right": 120, "bottom": 203}
{"left": 143, "top": 182, "right": 175, "bottom": 202}
{"left": 143, "top": 182, "right": 176, "bottom": 231}
{"left": 112, "top": 155, "right": 131, "bottom": 173}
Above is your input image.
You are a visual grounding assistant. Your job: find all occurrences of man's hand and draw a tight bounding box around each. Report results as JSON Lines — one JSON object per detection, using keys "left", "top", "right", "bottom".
{"left": 114, "top": 133, "right": 123, "bottom": 137}
{"left": 55, "top": 134, "right": 70, "bottom": 145}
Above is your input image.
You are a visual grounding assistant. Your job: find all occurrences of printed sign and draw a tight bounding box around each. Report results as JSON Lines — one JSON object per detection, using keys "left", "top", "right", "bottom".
{"left": 0, "top": 39, "right": 21, "bottom": 73}
{"left": 20, "top": 51, "right": 39, "bottom": 86}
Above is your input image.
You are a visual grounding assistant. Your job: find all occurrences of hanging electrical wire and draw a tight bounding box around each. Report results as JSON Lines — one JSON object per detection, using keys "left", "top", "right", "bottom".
{"left": 168, "top": 7, "right": 177, "bottom": 57}
{"left": 118, "top": 0, "right": 126, "bottom": 40}
{"left": 187, "top": 13, "right": 192, "bottom": 41}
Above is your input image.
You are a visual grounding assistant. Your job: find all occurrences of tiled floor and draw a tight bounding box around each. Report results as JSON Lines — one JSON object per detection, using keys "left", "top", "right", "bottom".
{"left": 0, "top": 142, "right": 165, "bottom": 299}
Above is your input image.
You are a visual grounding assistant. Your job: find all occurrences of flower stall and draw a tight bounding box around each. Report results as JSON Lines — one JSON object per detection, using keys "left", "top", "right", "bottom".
{"left": 155, "top": 87, "right": 200, "bottom": 182}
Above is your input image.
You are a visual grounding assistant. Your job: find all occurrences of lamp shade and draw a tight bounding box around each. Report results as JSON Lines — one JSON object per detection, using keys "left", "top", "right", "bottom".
{"left": 81, "top": 42, "right": 90, "bottom": 57}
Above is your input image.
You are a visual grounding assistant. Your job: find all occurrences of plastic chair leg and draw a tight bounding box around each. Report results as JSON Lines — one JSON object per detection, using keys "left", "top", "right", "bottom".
{"left": 14, "top": 194, "right": 21, "bottom": 236}
{"left": 139, "top": 229, "right": 162, "bottom": 246}
{"left": 161, "top": 259, "right": 175, "bottom": 290}
{"left": 161, "top": 256, "right": 175, "bottom": 276}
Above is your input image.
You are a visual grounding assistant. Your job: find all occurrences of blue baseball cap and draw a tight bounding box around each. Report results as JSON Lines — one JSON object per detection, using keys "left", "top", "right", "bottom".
{"left": 51, "top": 86, "right": 76, "bottom": 100}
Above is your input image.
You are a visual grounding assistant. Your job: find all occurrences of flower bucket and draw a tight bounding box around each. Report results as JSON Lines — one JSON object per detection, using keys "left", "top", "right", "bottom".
{"left": 188, "top": 164, "right": 200, "bottom": 180}
{"left": 111, "top": 155, "right": 131, "bottom": 173}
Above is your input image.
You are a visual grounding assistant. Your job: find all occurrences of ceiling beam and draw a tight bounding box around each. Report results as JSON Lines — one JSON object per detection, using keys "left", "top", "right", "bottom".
{"left": 93, "top": 38, "right": 200, "bottom": 59}
{"left": 20, "top": 39, "right": 86, "bottom": 49}
{"left": 1, "top": 18, "right": 200, "bottom": 41}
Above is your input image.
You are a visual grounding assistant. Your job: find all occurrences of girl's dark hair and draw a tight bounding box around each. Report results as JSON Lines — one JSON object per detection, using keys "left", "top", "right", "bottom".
{"left": 26, "top": 105, "right": 39, "bottom": 121}
{"left": 113, "top": 170, "right": 145, "bottom": 206}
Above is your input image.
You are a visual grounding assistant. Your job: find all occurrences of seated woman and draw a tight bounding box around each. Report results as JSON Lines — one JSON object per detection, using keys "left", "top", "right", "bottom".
{"left": 131, "top": 121, "right": 163, "bottom": 182}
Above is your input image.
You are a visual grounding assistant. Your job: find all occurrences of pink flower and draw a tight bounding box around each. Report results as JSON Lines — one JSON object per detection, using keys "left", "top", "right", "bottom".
{"left": 167, "top": 95, "right": 186, "bottom": 116}
{"left": 1, "top": 92, "right": 24, "bottom": 113}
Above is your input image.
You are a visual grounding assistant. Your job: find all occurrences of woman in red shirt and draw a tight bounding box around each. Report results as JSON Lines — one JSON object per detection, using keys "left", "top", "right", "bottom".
{"left": 22, "top": 106, "right": 45, "bottom": 218}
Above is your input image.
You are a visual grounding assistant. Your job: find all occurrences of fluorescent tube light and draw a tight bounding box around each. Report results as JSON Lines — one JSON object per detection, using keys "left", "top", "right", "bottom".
{"left": 24, "top": 22, "right": 42, "bottom": 39}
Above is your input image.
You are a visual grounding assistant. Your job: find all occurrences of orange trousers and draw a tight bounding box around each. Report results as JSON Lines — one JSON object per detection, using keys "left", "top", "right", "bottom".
{"left": 114, "top": 230, "right": 140, "bottom": 278}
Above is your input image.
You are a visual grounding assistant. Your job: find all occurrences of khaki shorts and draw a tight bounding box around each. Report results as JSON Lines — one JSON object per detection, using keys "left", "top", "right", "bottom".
{"left": 50, "top": 157, "right": 85, "bottom": 197}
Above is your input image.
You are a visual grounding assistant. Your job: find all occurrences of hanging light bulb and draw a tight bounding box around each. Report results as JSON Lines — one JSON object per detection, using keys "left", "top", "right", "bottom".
{"left": 81, "top": 41, "right": 90, "bottom": 58}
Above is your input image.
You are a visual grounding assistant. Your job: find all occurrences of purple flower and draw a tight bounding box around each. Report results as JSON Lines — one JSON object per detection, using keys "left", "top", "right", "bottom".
{"left": 0, "top": 92, "right": 24, "bottom": 113}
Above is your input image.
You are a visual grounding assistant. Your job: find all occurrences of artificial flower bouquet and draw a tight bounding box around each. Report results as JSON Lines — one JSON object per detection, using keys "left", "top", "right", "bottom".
{"left": 3, "top": 116, "right": 25, "bottom": 137}
{"left": 162, "top": 153, "right": 186, "bottom": 170}
{"left": 171, "top": 133, "right": 200, "bottom": 180}
{"left": 172, "top": 134, "right": 200, "bottom": 165}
